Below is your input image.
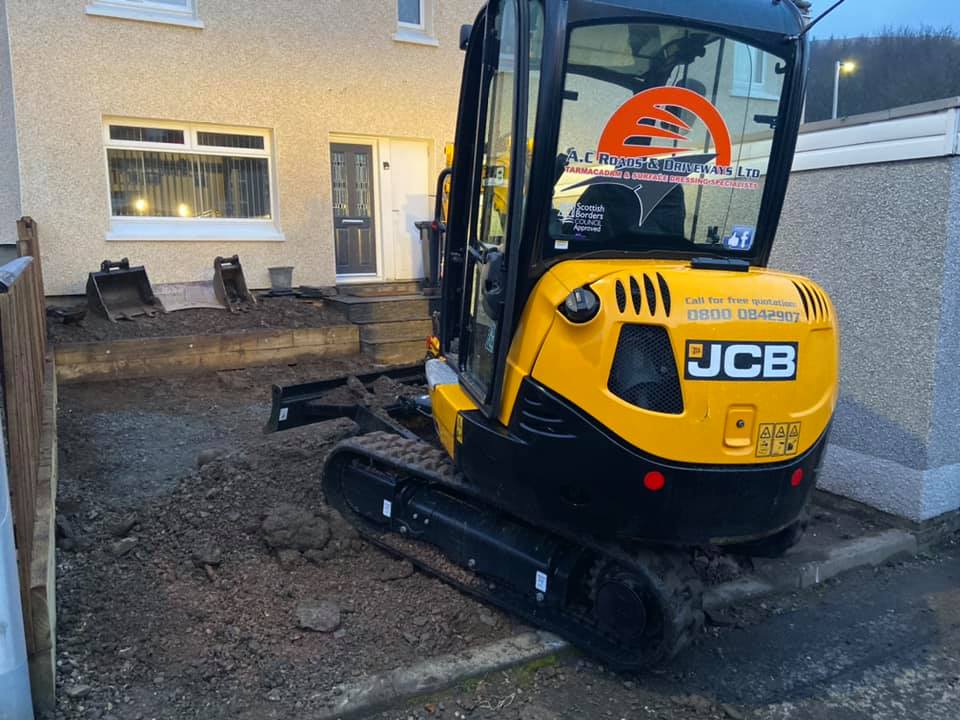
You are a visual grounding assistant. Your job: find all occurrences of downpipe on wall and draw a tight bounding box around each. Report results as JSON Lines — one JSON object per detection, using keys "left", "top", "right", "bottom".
{"left": 0, "top": 416, "right": 33, "bottom": 720}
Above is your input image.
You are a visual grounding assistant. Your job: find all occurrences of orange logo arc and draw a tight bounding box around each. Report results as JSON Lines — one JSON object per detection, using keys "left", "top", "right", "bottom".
{"left": 597, "top": 86, "right": 733, "bottom": 167}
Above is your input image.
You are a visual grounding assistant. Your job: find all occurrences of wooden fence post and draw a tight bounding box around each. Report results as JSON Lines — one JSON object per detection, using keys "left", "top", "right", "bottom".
{"left": 16, "top": 217, "right": 45, "bottom": 351}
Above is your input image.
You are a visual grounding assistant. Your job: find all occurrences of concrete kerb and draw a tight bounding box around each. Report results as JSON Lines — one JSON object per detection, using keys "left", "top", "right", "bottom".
{"left": 315, "top": 528, "right": 921, "bottom": 719}
{"left": 313, "top": 632, "right": 570, "bottom": 720}
{"left": 794, "top": 529, "right": 916, "bottom": 588}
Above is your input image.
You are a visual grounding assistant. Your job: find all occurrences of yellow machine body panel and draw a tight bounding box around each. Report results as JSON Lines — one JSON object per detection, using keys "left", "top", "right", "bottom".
{"left": 498, "top": 259, "right": 838, "bottom": 465}
{"left": 431, "top": 381, "right": 479, "bottom": 457}
{"left": 497, "top": 271, "right": 567, "bottom": 426}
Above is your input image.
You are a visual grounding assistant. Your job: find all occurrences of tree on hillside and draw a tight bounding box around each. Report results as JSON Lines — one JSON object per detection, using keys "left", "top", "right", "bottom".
{"left": 805, "top": 27, "right": 960, "bottom": 122}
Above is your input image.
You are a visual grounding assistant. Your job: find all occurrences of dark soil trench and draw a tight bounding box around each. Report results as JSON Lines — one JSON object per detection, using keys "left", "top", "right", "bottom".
{"left": 53, "top": 358, "right": 518, "bottom": 720}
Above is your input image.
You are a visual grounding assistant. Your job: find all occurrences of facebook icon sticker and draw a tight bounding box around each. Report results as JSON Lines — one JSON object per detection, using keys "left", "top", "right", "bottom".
{"left": 724, "top": 226, "right": 755, "bottom": 251}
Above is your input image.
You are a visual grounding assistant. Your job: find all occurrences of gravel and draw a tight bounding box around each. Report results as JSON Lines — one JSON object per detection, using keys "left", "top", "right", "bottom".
{"left": 297, "top": 601, "right": 343, "bottom": 633}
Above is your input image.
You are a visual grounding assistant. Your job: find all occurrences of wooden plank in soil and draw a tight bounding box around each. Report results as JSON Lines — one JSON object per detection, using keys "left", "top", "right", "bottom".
{"left": 346, "top": 299, "right": 431, "bottom": 324}
{"left": 55, "top": 325, "right": 361, "bottom": 383}
{"left": 359, "top": 319, "right": 433, "bottom": 344}
{"left": 54, "top": 325, "right": 360, "bottom": 364}
{"left": 338, "top": 281, "right": 423, "bottom": 297}
{"left": 28, "top": 356, "right": 57, "bottom": 714}
{"left": 361, "top": 339, "right": 428, "bottom": 365}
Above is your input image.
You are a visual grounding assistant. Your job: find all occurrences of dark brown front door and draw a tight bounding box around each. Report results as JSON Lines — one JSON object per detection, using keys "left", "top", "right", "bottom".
{"left": 331, "top": 143, "right": 377, "bottom": 275}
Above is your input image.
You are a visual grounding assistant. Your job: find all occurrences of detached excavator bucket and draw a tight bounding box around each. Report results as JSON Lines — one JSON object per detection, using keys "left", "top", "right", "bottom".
{"left": 86, "top": 258, "right": 162, "bottom": 322}
{"left": 213, "top": 255, "right": 256, "bottom": 313}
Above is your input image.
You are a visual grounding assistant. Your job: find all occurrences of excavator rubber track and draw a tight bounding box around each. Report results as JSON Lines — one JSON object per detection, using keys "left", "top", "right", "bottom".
{"left": 323, "top": 431, "right": 704, "bottom": 670}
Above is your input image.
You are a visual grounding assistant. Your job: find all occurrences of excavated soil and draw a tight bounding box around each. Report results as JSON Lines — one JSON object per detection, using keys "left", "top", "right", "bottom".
{"left": 47, "top": 296, "right": 341, "bottom": 345}
{"left": 53, "top": 359, "right": 520, "bottom": 720}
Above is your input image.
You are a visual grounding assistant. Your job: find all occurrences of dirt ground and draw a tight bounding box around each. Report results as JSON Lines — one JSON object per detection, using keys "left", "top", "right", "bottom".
{"left": 53, "top": 358, "right": 521, "bottom": 720}
{"left": 47, "top": 295, "right": 341, "bottom": 344}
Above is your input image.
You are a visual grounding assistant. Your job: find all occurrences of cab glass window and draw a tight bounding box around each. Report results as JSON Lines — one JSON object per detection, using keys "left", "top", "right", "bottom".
{"left": 548, "top": 23, "right": 786, "bottom": 258}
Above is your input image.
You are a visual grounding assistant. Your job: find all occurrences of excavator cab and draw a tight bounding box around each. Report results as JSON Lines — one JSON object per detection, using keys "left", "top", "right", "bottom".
{"left": 275, "top": 0, "right": 837, "bottom": 669}
{"left": 440, "top": 0, "right": 812, "bottom": 412}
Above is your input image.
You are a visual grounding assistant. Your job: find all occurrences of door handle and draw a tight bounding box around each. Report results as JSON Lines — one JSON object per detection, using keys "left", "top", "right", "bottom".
{"left": 341, "top": 219, "right": 364, "bottom": 225}
{"left": 468, "top": 242, "right": 500, "bottom": 264}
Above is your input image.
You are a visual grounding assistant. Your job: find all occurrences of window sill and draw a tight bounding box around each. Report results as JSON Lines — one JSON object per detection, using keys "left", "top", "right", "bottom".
{"left": 392, "top": 28, "right": 439, "bottom": 47}
{"left": 85, "top": 4, "right": 204, "bottom": 29}
{"left": 730, "top": 85, "right": 780, "bottom": 102}
{"left": 107, "top": 219, "right": 284, "bottom": 242}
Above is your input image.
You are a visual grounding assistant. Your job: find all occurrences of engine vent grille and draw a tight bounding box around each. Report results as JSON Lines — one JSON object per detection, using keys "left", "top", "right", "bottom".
{"left": 608, "top": 325, "right": 683, "bottom": 415}
{"left": 656, "top": 272, "right": 672, "bottom": 316}
{"left": 614, "top": 273, "right": 672, "bottom": 318}
{"left": 792, "top": 280, "right": 830, "bottom": 322}
{"left": 615, "top": 280, "right": 627, "bottom": 312}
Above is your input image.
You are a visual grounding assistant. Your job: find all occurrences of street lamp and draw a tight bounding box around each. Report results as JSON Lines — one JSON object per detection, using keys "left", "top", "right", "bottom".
{"left": 832, "top": 60, "right": 857, "bottom": 119}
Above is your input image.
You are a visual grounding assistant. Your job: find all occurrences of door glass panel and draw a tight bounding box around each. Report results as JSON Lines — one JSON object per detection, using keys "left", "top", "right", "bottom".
{"left": 463, "top": 0, "right": 543, "bottom": 398}
{"left": 331, "top": 144, "right": 377, "bottom": 274}
{"left": 332, "top": 152, "right": 348, "bottom": 217}
{"left": 355, "top": 153, "right": 370, "bottom": 215}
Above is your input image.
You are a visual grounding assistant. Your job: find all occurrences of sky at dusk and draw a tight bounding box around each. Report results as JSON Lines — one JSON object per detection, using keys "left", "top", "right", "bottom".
{"left": 808, "top": 0, "right": 960, "bottom": 38}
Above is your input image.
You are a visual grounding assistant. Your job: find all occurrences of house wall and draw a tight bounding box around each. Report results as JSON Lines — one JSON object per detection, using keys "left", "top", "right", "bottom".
{"left": 0, "top": 0, "right": 21, "bottom": 248}
{"left": 774, "top": 156, "right": 959, "bottom": 520}
{"left": 4, "top": 0, "right": 479, "bottom": 295}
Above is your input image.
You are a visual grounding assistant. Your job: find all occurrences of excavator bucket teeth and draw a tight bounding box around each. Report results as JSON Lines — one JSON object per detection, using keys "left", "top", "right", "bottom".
{"left": 86, "top": 258, "right": 163, "bottom": 322}
{"left": 213, "top": 255, "right": 256, "bottom": 313}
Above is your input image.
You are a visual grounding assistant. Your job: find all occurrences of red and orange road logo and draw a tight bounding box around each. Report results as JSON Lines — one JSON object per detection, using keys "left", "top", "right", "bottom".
{"left": 597, "top": 86, "right": 733, "bottom": 167}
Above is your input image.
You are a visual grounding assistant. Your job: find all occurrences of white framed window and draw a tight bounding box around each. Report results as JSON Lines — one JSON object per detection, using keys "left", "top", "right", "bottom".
{"left": 398, "top": 0, "right": 424, "bottom": 29}
{"left": 103, "top": 119, "right": 283, "bottom": 242}
{"left": 394, "top": 0, "right": 438, "bottom": 47}
{"left": 732, "top": 43, "right": 778, "bottom": 100}
{"left": 85, "top": 0, "right": 203, "bottom": 29}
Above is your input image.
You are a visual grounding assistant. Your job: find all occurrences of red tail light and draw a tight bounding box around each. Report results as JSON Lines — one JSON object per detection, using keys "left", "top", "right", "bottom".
{"left": 643, "top": 471, "right": 665, "bottom": 492}
{"left": 790, "top": 468, "right": 804, "bottom": 487}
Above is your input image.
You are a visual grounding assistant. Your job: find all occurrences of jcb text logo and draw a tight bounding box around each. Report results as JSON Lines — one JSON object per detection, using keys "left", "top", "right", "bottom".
{"left": 684, "top": 341, "right": 797, "bottom": 381}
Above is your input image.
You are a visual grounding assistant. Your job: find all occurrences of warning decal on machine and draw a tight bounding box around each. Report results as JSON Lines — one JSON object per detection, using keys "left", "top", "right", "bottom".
{"left": 756, "top": 422, "right": 801, "bottom": 458}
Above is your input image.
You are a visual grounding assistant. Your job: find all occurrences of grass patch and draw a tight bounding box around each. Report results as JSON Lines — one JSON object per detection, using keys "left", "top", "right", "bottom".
{"left": 513, "top": 653, "right": 560, "bottom": 686}
{"left": 459, "top": 676, "right": 484, "bottom": 694}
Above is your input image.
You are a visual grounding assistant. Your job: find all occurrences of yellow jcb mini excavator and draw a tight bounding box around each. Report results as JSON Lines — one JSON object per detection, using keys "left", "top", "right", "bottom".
{"left": 269, "top": 0, "right": 838, "bottom": 668}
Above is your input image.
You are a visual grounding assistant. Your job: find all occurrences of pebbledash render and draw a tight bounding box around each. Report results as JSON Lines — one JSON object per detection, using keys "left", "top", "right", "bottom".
{"left": 0, "top": 0, "right": 480, "bottom": 293}
{"left": 0, "top": 2, "right": 957, "bottom": 523}
{"left": 775, "top": 99, "right": 960, "bottom": 522}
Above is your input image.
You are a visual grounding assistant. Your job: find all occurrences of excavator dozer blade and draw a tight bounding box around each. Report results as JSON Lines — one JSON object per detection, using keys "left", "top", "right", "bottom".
{"left": 86, "top": 258, "right": 163, "bottom": 322}
{"left": 213, "top": 255, "right": 256, "bottom": 313}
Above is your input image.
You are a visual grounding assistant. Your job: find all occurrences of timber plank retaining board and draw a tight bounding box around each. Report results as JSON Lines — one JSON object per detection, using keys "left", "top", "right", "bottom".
{"left": 29, "top": 357, "right": 58, "bottom": 713}
{"left": 55, "top": 325, "right": 360, "bottom": 383}
{"left": 359, "top": 318, "right": 433, "bottom": 344}
{"left": 325, "top": 294, "right": 431, "bottom": 324}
